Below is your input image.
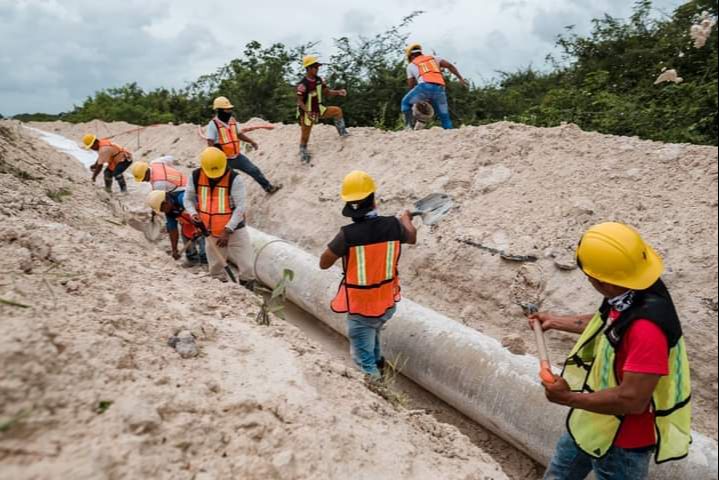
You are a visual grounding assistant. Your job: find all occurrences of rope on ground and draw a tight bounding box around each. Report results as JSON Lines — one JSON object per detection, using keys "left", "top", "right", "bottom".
{"left": 253, "top": 238, "right": 291, "bottom": 284}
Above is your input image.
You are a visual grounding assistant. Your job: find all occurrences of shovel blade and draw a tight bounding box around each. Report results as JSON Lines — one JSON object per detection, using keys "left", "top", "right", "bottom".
{"left": 413, "top": 193, "right": 454, "bottom": 225}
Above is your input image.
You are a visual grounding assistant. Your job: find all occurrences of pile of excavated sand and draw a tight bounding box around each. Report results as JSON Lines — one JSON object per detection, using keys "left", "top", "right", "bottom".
{"left": 0, "top": 120, "right": 509, "bottom": 479}
{"left": 29, "top": 119, "right": 719, "bottom": 442}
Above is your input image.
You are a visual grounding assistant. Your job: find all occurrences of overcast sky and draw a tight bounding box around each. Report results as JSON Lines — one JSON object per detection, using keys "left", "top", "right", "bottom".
{"left": 0, "top": 0, "right": 684, "bottom": 116}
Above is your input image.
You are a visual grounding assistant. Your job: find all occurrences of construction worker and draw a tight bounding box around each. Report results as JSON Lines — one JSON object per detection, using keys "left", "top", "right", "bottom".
{"left": 184, "top": 147, "right": 256, "bottom": 286}
{"left": 296, "top": 55, "right": 349, "bottom": 164}
{"left": 530, "top": 223, "right": 691, "bottom": 480}
{"left": 319, "top": 171, "right": 417, "bottom": 380}
{"left": 131, "top": 155, "right": 187, "bottom": 192}
{"left": 401, "top": 43, "right": 467, "bottom": 130}
{"left": 82, "top": 134, "right": 133, "bottom": 193}
{"left": 206, "top": 96, "right": 281, "bottom": 195}
{"left": 146, "top": 190, "right": 207, "bottom": 265}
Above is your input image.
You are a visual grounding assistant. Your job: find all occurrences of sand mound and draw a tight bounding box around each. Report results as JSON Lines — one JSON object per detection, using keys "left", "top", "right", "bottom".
{"left": 27, "top": 118, "right": 718, "bottom": 442}
{"left": 0, "top": 120, "right": 508, "bottom": 479}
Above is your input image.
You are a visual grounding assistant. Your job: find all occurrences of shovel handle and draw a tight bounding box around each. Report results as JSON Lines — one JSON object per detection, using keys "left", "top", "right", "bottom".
{"left": 533, "top": 319, "right": 556, "bottom": 384}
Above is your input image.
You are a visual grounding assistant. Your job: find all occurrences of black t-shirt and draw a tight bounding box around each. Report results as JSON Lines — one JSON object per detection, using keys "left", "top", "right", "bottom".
{"left": 328, "top": 219, "right": 408, "bottom": 257}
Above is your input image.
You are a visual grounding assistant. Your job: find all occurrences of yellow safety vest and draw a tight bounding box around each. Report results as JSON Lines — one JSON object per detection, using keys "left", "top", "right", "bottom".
{"left": 562, "top": 286, "right": 691, "bottom": 464}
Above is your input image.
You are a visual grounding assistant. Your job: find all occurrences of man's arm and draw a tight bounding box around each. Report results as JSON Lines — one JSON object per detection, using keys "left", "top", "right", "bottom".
{"left": 439, "top": 59, "right": 467, "bottom": 86}
{"left": 407, "top": 77, "right": 418, "bottom": 89}
{"left": 325, "top": 84, "right": 347, "bottom": 97}
{"left": 238, "top": 132, "right": 258, "bottom": 150}
{"left": 544, "top": 372, "right": 661, "bottom": 416}
{"left": 399, "top": 211, "right": 417, "bottom": 245}
{"left": 183, "top": 178, "right": 199, "bottom": 217}
{"left": 225, "top": 176, "right": 246, "bottom": 231}
{"left": 529, "top": 312, "right": 594, "bottom": 335}
{"left": 320, "top": 248, "right": 340, "bottom": 270}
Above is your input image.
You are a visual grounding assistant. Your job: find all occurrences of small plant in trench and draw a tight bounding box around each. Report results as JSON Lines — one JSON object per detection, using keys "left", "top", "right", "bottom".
{"left": 95, "top": 400, "right": 113, "bottom": 414}
{"left": 46, "top": 187, "right": 72, "bottom": 203}
{"left": 0, "top": 410, "right": 30, "bottom": 434}
{"left": 255, "top": 269, "right": 294, "bottom": 326}
{"left": 366, "top": 354, "right": 410, "bottom": 408}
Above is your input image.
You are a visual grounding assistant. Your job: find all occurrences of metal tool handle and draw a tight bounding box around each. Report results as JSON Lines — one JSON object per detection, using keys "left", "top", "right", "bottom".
{"left": 532, "top": 320, "right": 556, "bottom": 384}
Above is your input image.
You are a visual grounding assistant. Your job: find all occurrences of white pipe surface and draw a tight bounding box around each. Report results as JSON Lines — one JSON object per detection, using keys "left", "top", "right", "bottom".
{"left": 249, "top": 228, "right": 718, "bottom": 480}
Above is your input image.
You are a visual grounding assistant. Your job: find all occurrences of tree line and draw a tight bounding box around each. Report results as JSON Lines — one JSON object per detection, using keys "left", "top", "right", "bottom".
{"left": 12, "top": 1, "right": 718, "bottom": 146}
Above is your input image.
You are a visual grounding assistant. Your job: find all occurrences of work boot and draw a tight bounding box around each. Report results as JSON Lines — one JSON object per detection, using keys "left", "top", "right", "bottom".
{"left": 403, "top": 111, "right": 415, "bottom": 131}
{"left": 299, "top": 145, "right": 311, "bottom": 164}
{"left": 240, "top": 279, "right": 256, "bottom": 292}
{"left": 116, "top": 175, "right": 128, "bottom": 193}
{"left": 376, "top": 357, "right": 387, "bottom": 378}
{"left": 334, "top": 118, "right": 349, "bottom": 137}
{"left": 104, "top": 177, "right": 113, "bottom": 193}
{"left": 266, "top": 184, "right": 283, "bottom": 195}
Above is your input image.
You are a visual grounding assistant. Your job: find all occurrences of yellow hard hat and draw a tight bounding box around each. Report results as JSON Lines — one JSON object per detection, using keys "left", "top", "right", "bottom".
{"left": 405, "top": 43, "right": 422, "bottom": 62}
{"left": 212, "top": 96, "right": 234, "bottom": 110}
{"left": 576, "top": 222, "right": 663, "bottom": 290}
{"left": 200, "top": 147, "right": 227, "bottom": 179}
{"left": 303, "top": 55, "right": 321, "bottom": 69}
{"left": 146, "top": 190, "right": 166, "bottom": 214}
{"left": 131, "top": 161, "right": 150, "bottom": 182}
{"left": 341, "top": 170, "right": 376, "bottom": 202}
{"left": 82, "top": 133, "right": 97, "bottom": 149}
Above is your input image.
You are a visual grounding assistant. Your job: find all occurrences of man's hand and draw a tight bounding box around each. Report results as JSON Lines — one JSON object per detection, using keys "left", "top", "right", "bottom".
{"left": 459, "top": 78, "right": 468, "bottom": 88}
{"left": 250, "top": 140, "right": 259, "bottom": 150}
{"left": 336, "top": 89, "right": 348, "bottom": 97}
{"left": 400, "top": 209, "right": 413, "bottom": 223}
{"left": 543, "top": 375, "right": 573, "bottom": 406}
{"left": 309, "top": 112, "right": 320, "bottom": 124}
{"left": 171, "top": 250, "right": 181, "bottom": 260}
{"left": 216, "top": 227, "right": 231, "bottom": 248}
{"left": 528, "top": 312, "right": 556, "bottom": 332}
{"left": 191, "top": 214, "right": 202, "bottom": 226}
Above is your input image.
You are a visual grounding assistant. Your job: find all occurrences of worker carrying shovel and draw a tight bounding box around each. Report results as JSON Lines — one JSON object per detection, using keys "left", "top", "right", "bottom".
{"left": 296, "top": 55, "right": 349, "bottom": 164}
{"left": 146, "top": 190, "right": 207, "bottom": 266}
{"left": 320, "top": 171, "right": 417, "bottom": 381}
{"left": 529, "top": 223, "right": 691, "bottom": 480}
{"left": 82, "top": 134, "right": 133, "bottom": 193}
{"left": 183, "top": 147, "right": 256, "bottom": 287}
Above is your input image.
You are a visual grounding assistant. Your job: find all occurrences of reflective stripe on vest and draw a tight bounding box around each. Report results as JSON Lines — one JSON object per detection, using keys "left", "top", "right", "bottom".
{"left": 150, "top": 163, "right": 187, "bottom": 191}
{"left": 562, "top": 312, "right": 692, "bottom": 463}
{"left": 197, "top": 170, "right": 233, "bottom": 237}
{"left": 97, "top": 139, "right": 130, "bottom": 171}
{"left": 213, "top": 118, "right": 241, "bottom": 158}
{"left": 413, "top": 55, "right": 445, "bottom": 86}
{"left": 330, "top": 240, "right": 401, "bottom": 318}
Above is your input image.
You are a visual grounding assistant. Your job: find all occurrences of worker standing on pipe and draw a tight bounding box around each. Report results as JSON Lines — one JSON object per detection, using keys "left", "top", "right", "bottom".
{"left": 529, "top": 223, "right": 691, "bottom": 480}
{"left": 296, "top": 55, "right": 349, "bottom": 164}
{"left": 131, "top": 155, "right": 187, "bottom": 192}
{"left": 319, "top": 171, "right": 417, "bottom": 381}
{"left": 146, "top": 190, "right": 207, "bottom": 266}
{"left": 206, "top": 96, "right": 282, "bottom": 195}
{"left": 82, "top": 134, "right": 133, "bottom": 193}
{"left": 184, "top": 147, "right": 256, "bottom": 287}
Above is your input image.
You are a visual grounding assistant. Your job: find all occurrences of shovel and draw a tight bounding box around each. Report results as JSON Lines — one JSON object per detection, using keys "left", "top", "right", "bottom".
{"left": 194, "top": 222, "right": 238, "bottom": 284}
{"left": 410, "top": 193, "right": 454, "bottom": 226}
{"left": 524, "top": 303, "right": 556, "bottom": 384}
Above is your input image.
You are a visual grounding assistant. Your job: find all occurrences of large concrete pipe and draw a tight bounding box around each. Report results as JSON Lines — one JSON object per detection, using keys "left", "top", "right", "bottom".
{"left": 249, "top": 228, "right": 718, "bottom": 480}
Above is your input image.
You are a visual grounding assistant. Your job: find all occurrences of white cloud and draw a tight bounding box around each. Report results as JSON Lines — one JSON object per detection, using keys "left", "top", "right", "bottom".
{"left": 0, "top": 0, "right": 684, "bottom": 116}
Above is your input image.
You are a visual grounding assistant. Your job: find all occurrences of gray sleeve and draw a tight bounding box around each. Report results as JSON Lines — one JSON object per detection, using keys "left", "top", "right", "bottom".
{"left": 183, "top": 176, "right": 198, "bottom": 216}
{"left": 226, "top": 175, "right": 246, "bottom": 231}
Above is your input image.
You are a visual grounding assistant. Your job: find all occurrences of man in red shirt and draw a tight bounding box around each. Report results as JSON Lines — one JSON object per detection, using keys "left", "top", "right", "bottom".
{"left": 530, "top": 222, "right": 691, "bottom": 480}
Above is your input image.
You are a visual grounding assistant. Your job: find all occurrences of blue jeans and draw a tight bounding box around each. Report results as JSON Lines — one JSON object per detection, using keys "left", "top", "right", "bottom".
{"left": 103, "top": 159, "right": 132, "bottom": 192}
{"left": 182, "top": 234, "right": 206, "bottom": 263}
{"left": 347, "top": 306, "right": 396, "bottom": 379}
{"left": 544, "top": 432, "right": 653, "bottom": 480}
{"left": 228, "top": 154, "right": 273, "bottom": 192}
{"left": 400, "top": 83, "right": 453, "bottom": 129}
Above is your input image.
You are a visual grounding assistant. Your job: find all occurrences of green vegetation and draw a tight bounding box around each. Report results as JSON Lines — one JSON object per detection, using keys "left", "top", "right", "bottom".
{"left": 96, "top": 400, "right": 113, "bottom": 414}
{"left": 255, "top": 268, "right": 295, "bottom": 326}
{"left": 13, "top": 1, "right": 717, "bottom": 145}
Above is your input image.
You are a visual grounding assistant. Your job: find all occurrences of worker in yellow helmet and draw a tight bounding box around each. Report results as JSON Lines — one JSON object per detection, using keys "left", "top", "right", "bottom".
{"left": 146, "top": 190, "right": 206, "bottom": 265}
{"left": 205, "top": 96, "right": 282, "bottom": 195}
{"left": 131, "top": 155, "right": 186, "bottom": 193}
{"left": 296, "top": 55, "right": 349, "bottom": 164}
{"left": 183, "top": 147, "right": 255, "bottom": 287}
{"left": 82, "top": 134, "right": 133, "bottom": 193}
{"left": 529, "top": 223, "right": 691, "bottom": 479}
{"left": 319, "top": 171, "right": 417, "bottom": 381}
{"left": 401, "top": 43, "right": 466, "bottom": 130}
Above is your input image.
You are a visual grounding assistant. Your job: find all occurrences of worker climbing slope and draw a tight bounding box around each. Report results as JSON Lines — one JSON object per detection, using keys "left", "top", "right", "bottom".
{"left": 131, "top": 155, "right": 187, "bottom": 192}
{"left": 529, "top": 223, "right": 692, "bottom": 480}
{"left": 184, "top": 147, "right": 256, "bottom": 287}
{"left": 401, "top": 43, "right": 467, "bottom": 130}
{"left": 320, "top": 171, "right": 417, "bottom": 381}
{"left": 206, "top": 96, "right": 282, "bottom": 195}
{"left": 296, "top": 55, "right": 349, "bottom": 164}
{"left": 146, "top": 190, "right": 207, "bottom": 266}
{"left": 82, "top": 133, "right": 133, "bottom": 193}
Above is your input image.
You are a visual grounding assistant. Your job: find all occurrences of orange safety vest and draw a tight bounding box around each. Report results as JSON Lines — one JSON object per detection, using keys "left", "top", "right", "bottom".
{"left": 331, "top": 229, "right": 402, "bottom": 318}
{"left": 195, "top": 169, "right": 235, "bottom": 237}
{"left": 213, "top": 117, "right": 241, "bottom": 159}
{"left": 150, "top": 163, "right": 187, "bottom": 191}
{"left": 97, "top": 139, "right": 131, "bottom": 171}
{"left": 177, "top": 212, "right": 198, "bottom": 240}
{"left": 413, "top": 55, "right": 445, "bottom": 86}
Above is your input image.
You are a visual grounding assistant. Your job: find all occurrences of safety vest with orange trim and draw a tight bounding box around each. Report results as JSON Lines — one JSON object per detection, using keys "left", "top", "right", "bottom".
{"left": 177, "top": 212, "right": 198, "bottom": 240}
{"left": 331, "top": 217, "right": 403, "bottom": 318}
{"left": 213, "top": 117, "right": 241, "bottom": 159}
{"left": 150, "top": 163, "right": 187, "bottom": 191}
{"left": 195, "top": 169, "right": 237, "bottom": 237}
{"left": 413, "top": 55, "right": 445, "bottom": 86}
{"left": 97, "top": 139, "right": 131, "bottom": 171}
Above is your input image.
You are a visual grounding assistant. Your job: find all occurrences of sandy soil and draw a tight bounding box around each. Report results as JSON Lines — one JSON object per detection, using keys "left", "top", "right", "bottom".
{"left": 27, "top": 119, "right": 719, "bottom": 442}
{"left": 0, "top": 120, "right": 510, "bottom": 479}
